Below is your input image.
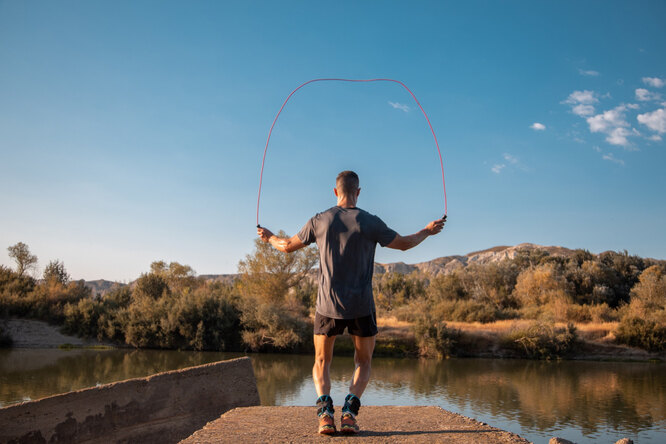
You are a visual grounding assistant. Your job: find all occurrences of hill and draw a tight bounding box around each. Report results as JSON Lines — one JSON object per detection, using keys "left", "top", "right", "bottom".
{"left": 86, "top": 243, "right": 650, "bottom": 290}
{"left": 373, "top": 243, "right": 578, "bottom": 276}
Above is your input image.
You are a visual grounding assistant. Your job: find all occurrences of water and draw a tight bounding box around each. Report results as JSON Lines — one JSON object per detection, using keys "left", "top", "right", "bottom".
{"left": 1, "top": 348, "right": 664, "bottom": 443}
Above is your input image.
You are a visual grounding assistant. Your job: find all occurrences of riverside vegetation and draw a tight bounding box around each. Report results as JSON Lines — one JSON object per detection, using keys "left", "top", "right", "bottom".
{"left": 1, "top": 239, "right": 665, "bottom": 360}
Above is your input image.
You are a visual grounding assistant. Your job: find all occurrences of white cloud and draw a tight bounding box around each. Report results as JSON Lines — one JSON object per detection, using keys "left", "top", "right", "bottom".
{"left": 602, "top": 153, "right": 625, "bottom": 166}
{"left": 626, "top": 103, "right": 640, "bottom": 109}
{"left": 606, "top": 127, "right": 632, "bottom": 146}
{"left": 572, "top": 104, "right": 595, "bottom": 116}
{"left": 592, "top": 145, "right": 602, "bottom": 152}
{"left": 636, "top": 89, "right": 651, "bottom": 101}
{"left": 491, "top": 164, "right": 505, "bottom": 174}
{"left": 530, "top": 122, "right": 546, "bottom": 131}
{"left": 579, "top": 69, "right": 599, "bottom": 77}
{"left": 565, "top": 90, "right": 598, "bottom": 105}
{"left": 564, "top": 90, "right": 598, "bottom": 116}
{"left": 503, "top": 153, "right": 518, "bottom": 164}
{"left": 586, "top": 105, "right": 637, "bottom": 147}
{"left": 637, "top": 108, "right": 666, "bottom": 134}
{"left": 587, "top": 105, "right": 629, "bottom": 133}
{"left": 635, "top": 88, "right": 662, "bottom": 102}
{"left": 388, "top": 101, "right": 410, "bottom": 112}
{"left": 643, "top": 77, "right": 665, "bottom": 88}
{"left": 648, "top": 134, "right": 663, "bottom": 141}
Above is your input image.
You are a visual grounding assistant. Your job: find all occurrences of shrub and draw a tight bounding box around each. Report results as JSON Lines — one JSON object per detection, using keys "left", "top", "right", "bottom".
{"left": 374, "top": 272, "right": 426, "bottom": 311}
{"left": 63, "top": 298, "right": 104, "bottom": 338}
{"left": 615, "top": 317, "right": 666, "bottom": 352}
{"left": 413, "top": 316, "right": 461, "bottom": 359}
{"left": 240, "top": 299, "right": 308, "bottom": 351}
{"left": 513, "top": 263, "right": 571, "bottom": 307}
{"left": 589, "top": 303, "right": 618, "bottom": 323}
{"left": 432, "top": 299, "right": 498, "bottom": 323}
{"left": 502, "top": 321, "right": 577, "bottom": 359}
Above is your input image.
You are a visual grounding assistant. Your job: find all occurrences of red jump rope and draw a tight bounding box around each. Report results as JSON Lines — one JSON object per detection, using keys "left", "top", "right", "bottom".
{"left": 257, "top": 78, "right": 447, "bottom": 227}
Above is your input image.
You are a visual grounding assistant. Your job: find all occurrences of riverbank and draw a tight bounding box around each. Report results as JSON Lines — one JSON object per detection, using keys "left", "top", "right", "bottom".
{"left": 1, "top": 318, "right": 111, "bottom": 349}
{"left": 2, "top": 316, "right": 663, "bottom": 362}
{"left": 370, "top": 317, "right": 665, "bottom": 361}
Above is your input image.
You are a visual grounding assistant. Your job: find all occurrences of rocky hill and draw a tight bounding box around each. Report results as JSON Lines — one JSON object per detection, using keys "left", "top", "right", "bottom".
{"left": 85, "top": 244, "right": 581, "bottom": 293}
{"left": 373, "top": 243, "right": 578, "bottom": 276}
{"left": 85, "top": 279, "right": 126, "bottom": 297}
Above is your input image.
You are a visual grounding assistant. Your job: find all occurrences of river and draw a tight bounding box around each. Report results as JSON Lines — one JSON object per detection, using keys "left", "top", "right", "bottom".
{"left": 0, "top": 348, "right": 664, "bottom": 443}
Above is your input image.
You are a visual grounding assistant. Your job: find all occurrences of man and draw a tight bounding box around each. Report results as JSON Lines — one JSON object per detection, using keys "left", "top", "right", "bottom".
{"left": 257, "top": 170, "right": 445, "bottom": 435}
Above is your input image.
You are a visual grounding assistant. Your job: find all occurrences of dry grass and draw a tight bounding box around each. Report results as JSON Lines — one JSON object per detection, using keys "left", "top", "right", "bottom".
{"left": 377, "top": 316, "right": 619, "bottom": 343}
{"left": 377, "top": 316, "right": 414, "bottom": 340}
{"left": 568, "top": 322, "right": 618, "bottom": 342}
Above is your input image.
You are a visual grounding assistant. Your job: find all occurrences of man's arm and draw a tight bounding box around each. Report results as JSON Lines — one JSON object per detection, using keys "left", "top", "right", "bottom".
{"left": 386, "top": 217, "right": 445, "bottom": 251}
{"left": 257, "top": 227, "right": 307, "bottom": 253}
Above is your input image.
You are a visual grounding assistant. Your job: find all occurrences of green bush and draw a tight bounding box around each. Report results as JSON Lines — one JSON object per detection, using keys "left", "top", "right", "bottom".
{"left": 240, "top": 299, "right": 308, "bottom": 352}
{"left": 615, "top": 317, "right": 666, "bottom": 352}
{"left": 413, "top": 317, "right": 461, "bottom": 359}
{"left": 433, "top": 299, "right": 498, "bottom": 323}
{"left": 502, "top": 321, "right": 577, "bottom": 359}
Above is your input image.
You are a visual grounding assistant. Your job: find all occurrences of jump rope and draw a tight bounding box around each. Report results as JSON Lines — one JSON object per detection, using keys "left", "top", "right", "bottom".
{"left": 256, "top": 78, "right": 447, "bottom": 228}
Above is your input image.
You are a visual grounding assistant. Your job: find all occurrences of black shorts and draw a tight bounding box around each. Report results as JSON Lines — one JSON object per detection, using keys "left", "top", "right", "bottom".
{"left": 314, "top": 311, "right": 378, "bottom": 337}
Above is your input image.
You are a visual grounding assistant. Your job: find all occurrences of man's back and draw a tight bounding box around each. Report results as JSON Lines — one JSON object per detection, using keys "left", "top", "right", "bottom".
{"left": 297, "top": 206, "right": 397, "bottom": 319}
{"left": 256, "top": 169, "right": 445, "bottom": 436}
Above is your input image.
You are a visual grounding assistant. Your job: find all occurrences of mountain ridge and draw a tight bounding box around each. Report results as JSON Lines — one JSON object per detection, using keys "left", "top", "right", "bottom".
{"left": 84, "top": 243, "right": 582, "bottom": 295}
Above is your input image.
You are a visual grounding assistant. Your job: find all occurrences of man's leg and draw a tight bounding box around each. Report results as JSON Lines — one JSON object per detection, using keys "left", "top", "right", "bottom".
{"left": 349, "top": 334, "right": 376, "bottom": 397}
{"left": 313, "top": 334, "right": 336, "bottom": 434}
{"left": 341, "top": 334, "right": 376, "bottom": 434}
{"left": 313, "top": 334, "right": 336, "bottom": 396}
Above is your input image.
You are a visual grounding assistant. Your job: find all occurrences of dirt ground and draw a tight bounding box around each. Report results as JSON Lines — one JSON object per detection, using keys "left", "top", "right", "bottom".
{"left": 2, "top": 318, "right": 109, "bottom": 348}
{"left": 180, "top": 406, "right": 531, "bottom": 444}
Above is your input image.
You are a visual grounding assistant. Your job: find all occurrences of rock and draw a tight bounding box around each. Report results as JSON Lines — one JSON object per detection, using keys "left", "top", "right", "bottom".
{"left": 549, "top": 438, "right": 576, "bottom": 444}
{"left": 615, "top": 439, "right": 633, "bottom": 444}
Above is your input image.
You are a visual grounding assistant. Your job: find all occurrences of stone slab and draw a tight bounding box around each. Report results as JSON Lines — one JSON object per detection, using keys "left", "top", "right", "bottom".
{"left": 180, "top": 406, "right": 531, "bottom": 443}
{"left": 0, "top": 357, "right": 259, "bottom": 444}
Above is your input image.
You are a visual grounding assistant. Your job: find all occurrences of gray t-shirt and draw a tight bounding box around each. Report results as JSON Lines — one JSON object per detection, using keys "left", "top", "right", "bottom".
{"left": 297, "top": 206, "right": 397, "bottom": 319}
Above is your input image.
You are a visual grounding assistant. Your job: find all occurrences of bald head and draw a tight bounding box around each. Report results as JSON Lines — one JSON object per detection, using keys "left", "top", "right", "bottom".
{"left": 336, "top": 171, "right": 359, "bottom": 197}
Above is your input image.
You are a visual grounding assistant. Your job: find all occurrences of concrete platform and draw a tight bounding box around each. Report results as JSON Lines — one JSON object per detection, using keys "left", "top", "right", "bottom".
{"left": 180, "top": 406, "right": 531, "bottom": 443}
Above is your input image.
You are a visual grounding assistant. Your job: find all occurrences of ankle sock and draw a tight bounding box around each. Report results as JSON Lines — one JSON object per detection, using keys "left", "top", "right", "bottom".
{"left": 316, "top": 395, "right": 334, "bottom": 417}
{"left": 342, "top": 393, "right": 361, "bottom": 416}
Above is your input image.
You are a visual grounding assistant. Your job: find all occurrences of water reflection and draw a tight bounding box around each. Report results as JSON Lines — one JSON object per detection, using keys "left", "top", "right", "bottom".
{"left": 1, "top": 349, "right": 664, "bottom": 443}
{"left": 0, "top": 349, "right": 242, "bottom": 406}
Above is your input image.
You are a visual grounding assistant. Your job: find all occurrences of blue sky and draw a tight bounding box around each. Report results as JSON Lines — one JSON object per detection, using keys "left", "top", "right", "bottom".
{"left": 1, "top": 1, "right": 665, "bottom": 281}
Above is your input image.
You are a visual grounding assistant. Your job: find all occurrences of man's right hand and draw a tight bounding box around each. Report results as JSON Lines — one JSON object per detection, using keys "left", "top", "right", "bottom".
{"left": 425, "top": 217, "right": 446, "bottom": 235}
{"left": 257, "top": 226, "right": 274, "bottom": 242}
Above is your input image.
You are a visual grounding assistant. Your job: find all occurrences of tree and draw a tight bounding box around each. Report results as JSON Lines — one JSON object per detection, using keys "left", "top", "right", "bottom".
{"left": 43, "top": 260, "right": 70, "bottom": 285}
{"left": 628, "top": 265, "right": 666, "bottom": 320}
{"left": 237, "top": 233, "right": 318, "bottom": 304}
{"left": 149, "top": 261, "right": 197, "bottom": 292}
{"left": 134, "top": 273, "right": 169, "bottom": 300}
{"left": 513, "top": 263, "right": 571, "bottom": 307}
{"left": 236, "top": 233, "right": 318, "bottom": 351}
{"left": 7, "top": 242, "right": 38, "bottom": 277}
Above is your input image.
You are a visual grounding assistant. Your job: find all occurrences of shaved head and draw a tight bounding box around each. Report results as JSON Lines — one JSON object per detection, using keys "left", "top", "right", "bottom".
{"left": 336, "top": 171, "right": 359, "bottom": 196}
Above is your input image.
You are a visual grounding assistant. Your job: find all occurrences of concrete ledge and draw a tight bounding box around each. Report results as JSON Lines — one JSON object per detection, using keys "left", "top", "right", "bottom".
{"left": 0, "top": 357, "right": 259, "bottom": 444}
{"left": 180, "top": 406, "right": 531, "bottom": 443}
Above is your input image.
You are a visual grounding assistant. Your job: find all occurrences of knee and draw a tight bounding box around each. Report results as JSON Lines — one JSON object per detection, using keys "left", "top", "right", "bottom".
{"left": 314, "top": 354, "right": 332, "bottom": 369}
{"left": 354, "top": 355, "right": 372, "bottom": 369}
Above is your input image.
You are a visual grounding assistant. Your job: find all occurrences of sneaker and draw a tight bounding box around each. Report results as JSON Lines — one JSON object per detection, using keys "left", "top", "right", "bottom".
{"left": 340, "top": 412, "right": 359, "bottom": 434}
{"left": 318, "top": 412, "right": 336, "bottom": 435}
